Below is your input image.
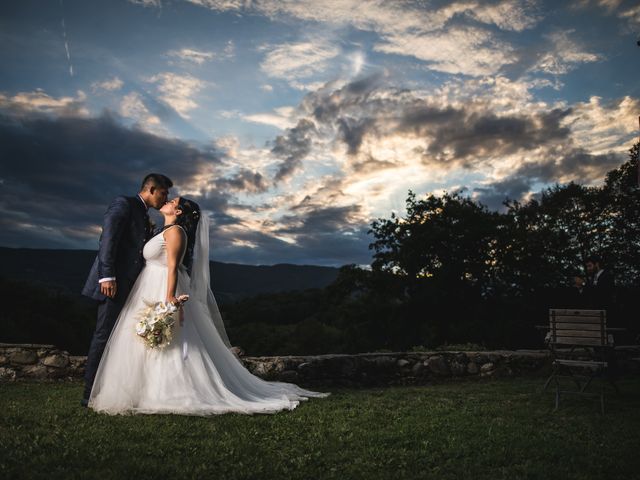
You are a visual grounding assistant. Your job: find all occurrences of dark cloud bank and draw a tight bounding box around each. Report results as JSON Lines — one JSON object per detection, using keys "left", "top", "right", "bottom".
{"left": 0, "top": 106, "right": 372, "bottom": 265}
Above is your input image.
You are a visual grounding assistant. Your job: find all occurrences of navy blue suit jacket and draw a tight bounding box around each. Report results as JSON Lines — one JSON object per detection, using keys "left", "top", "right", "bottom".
{"left": 82, "top": 196, "right": 151, "bottom": 301}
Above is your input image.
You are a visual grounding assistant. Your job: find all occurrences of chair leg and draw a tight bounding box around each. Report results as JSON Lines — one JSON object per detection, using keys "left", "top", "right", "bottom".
{"left": 580, "top": 375, "right": 594, "bottom": 393}
{"left": 607, "top": 377, "right": 620, "bottom": 395}
{"left": 564, "top": 366, "right": 583, "bottom": 391}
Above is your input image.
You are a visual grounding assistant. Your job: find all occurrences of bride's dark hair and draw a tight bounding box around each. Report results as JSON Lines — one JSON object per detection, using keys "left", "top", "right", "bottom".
{"left": 175, "top": 197, "right": 201, "bottom": 275}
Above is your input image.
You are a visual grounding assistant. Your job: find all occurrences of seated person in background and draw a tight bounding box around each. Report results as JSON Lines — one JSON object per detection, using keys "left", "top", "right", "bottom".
{"left": 565, "top": 275, "right": 589, "bottom": 308}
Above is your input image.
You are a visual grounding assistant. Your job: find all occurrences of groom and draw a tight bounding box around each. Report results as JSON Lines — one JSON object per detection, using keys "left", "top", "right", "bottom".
{"left": 80, "top": 173, "right": 173, "bottom": 406}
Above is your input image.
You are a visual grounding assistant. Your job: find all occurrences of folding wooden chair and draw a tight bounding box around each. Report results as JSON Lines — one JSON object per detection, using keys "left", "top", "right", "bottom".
{"left": 545, "top": 309, "right": 618, "bottom": 414}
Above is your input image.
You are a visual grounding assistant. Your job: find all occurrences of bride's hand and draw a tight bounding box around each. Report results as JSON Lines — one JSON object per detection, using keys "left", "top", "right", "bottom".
{"left": 166, "top": 294, "right": 189, "bottom": 307}
{"left": 176, "top": 294, "right": 190, "bottom": 305}
{"left": 166, "top": 296, "right": 179, "bottom": 305}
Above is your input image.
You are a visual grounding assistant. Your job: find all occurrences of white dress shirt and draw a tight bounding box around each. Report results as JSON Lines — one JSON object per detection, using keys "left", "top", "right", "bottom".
{"left": 593, "top": 269, "right": 604, "bottom": 285}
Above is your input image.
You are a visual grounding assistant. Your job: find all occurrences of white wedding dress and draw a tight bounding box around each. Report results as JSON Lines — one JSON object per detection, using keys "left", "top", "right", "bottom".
{"left": 89, "top": 220, "right": 328, "bottom": 415}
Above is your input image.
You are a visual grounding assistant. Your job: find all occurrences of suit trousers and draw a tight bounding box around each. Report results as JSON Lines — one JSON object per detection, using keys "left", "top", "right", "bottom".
{"left": 83, "top": 281, "right": 132, "bottom": 400}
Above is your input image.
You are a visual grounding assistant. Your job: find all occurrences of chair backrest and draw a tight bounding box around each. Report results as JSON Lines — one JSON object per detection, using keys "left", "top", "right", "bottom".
{"left": 549, "top": 309, "right": 608, "bottom": 347}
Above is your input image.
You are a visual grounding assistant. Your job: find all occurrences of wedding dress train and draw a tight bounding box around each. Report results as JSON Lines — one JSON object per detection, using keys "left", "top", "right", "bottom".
{"left": 89, "top": 220, "right": 328, "bottom": 415}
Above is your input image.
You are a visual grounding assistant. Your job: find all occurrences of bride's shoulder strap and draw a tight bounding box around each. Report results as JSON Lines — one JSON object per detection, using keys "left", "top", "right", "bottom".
{"left": 162, "top": 224, "right": 187, "bottom": 238}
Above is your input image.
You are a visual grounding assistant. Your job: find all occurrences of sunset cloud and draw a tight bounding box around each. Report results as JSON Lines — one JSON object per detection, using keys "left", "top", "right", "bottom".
{"left": 260, "top": 40, "right": 340, "bottom": 86}
{"left": 146, "top": 72, "right": 208, "bottom": 118}
{"left": 565, "top": 95, "right": 640, "bottom": 152}
{"left": 119, "top": 91, "right": 164, "bottom": 132}
{"left": 573, "top": 0, "right": 640, "bottom": 26}
{"left": 271, "top": 118, "right": 317, "bottom": 182}
{"left": 0, "top": 89, "right": 88, "bottom": 116}
{"left": 374, "top": 26, "right": 515, "bottom": 76}
{"left": 619, "top": 4, "right": 640, "bottom": 25}
{"left": 470, "top": 0, "right": 541, "bottom": 31}
{"left": 167, "top": 48, "right": 216, "bottom": 65}
{"left": 91, "top": 77, "right": 124, "bottom": 92}
{"left": 243, "top": 106, "right": 297, "bottom": 130}
{"left": 533, "top": 30, "right": 602, "bottom": 75}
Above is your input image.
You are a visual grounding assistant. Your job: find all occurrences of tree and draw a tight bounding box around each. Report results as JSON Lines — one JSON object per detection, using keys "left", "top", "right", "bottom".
{"left": 369, "top": 191, "right": 501, "bottom": 289}
{"left": 599, "top": 143, "right": 640, "bottom": 285}
{"left": 503, "top": 182, "right": 600, "bottom": 290}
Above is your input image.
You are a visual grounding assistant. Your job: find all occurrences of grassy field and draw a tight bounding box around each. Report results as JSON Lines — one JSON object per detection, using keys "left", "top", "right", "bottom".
{"left": 1, "top": 377, "right": 639, "bottom": 480}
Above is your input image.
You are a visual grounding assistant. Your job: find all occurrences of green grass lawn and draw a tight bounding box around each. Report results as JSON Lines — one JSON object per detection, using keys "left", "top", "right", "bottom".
{"left": 1, "top": 377, "right": 639, "bottom": 480}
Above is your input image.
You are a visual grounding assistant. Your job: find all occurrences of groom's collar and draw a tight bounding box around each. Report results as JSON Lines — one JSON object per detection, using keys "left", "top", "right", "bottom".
{"left": 137, "top": 194, "right": 149, "bottom": 211}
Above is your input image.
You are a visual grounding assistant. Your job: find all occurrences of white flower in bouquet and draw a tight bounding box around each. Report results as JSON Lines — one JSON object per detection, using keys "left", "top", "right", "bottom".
{"left": 166, "top": 302, "right": 178, "bottom": 314}
{"left": 135, "top": 296, "right": 189, "bottom": 349}
{"left": 154, "top": 302, "right": 170, "bottom": 315}
{"left": 135, "top": 321, "right": 149, "bottom": 336}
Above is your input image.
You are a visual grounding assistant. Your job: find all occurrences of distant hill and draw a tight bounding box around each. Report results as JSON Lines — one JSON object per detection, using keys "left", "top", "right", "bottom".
{"left": 0, "top": 247, "right": 341, "bottom": 304}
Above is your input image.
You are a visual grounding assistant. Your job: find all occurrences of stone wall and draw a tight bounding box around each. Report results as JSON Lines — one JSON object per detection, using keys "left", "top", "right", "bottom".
{"left": 241, "top": 350, "right": 551, "bottom": 386}
{"left": 0, "top": 343, "right": 86, "bottom": 381}
{"left": 1, "top": 343, "right": 638, "bottom": 385}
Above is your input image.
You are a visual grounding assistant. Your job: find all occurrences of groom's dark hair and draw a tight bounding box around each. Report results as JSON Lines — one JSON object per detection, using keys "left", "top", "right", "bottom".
{"left": 141, "top": 173, "right": 173, "bottom": 191}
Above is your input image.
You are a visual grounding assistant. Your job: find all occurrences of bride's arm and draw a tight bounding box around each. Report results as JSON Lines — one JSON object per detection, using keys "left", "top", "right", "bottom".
{"left": 164, "top": 226, "right": 186, "bottom": 304}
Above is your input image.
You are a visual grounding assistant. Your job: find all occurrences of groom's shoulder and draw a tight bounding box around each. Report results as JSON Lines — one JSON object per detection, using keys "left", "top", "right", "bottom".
{"left": 108, "top": 195, "right": 138, "bottom": 206}
{"left": 105, "top": 195, "right": 137, "bottom": 215}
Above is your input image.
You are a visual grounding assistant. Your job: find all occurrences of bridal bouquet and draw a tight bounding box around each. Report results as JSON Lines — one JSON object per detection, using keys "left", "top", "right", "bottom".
{"left": 135, "top": 295, "right": 189, "bottom": 349}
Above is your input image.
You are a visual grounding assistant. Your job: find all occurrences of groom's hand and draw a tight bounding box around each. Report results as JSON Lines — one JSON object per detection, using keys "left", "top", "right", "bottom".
{"left": 100, "top": 280, "right": 117, "bottom": 299}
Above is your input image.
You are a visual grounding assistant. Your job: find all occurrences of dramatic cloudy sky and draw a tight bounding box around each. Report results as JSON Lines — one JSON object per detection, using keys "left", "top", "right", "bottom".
{"left": 1, "top": 0, "right": 639, "bottom": 266}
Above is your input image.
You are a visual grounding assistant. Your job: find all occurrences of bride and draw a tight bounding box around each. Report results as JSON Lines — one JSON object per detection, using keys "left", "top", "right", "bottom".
{"left": 89, "top": 197, "right": 328, "bottom": 415}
